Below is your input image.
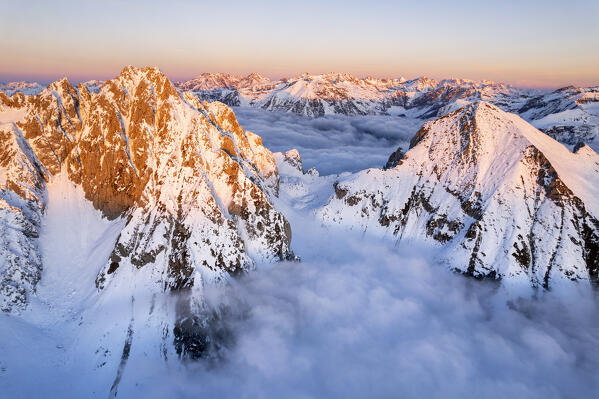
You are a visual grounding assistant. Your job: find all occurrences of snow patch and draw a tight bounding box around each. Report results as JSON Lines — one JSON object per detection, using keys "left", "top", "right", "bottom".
{"left": 35, "top": 173, "right": 125, "bottom": 316}
{"left": 0, "top": 108, "right": 26, "bottom": 126}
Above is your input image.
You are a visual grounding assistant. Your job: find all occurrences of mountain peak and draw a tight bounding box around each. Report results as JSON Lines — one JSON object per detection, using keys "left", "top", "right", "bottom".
{"left": 176, "top": 72, "right": 242, "bottom": 91}
{"left": 320, "top": 105, "right": 599, "bottom": 288}
{"left": 117, "top": 65, "right": 167, "bottom": 81}
{"left": 283, "top": 149, "right": 303, "bottom": 172}
{"left": 45, "top": 77, "right": 77, "bottom": 99}
{"left": 246, "top": 72, "right": 266, "bottom": 79}
{"left": 403, "top": 76, "right": 438, "bottom": 91}
{"left": 116, "top": 65, "right": 168, "bottom": 83}
{"left": 460, "top": 100, "right": 504, "bottom": 119}
{"left": 411, "top": 100, "right": 518, "bottom": 145}
{"left": 109, "top": 65, "right": 177, "bottom": 102}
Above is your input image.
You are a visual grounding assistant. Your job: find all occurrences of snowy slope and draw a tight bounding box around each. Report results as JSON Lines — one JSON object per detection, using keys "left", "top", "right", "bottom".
{"left": 272, "top": 149, "right": 340, "bottom": 212}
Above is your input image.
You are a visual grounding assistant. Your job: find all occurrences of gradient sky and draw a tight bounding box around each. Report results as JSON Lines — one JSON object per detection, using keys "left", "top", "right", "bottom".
{"left": 1, "top": 0, "right": 598, "bottom": 87}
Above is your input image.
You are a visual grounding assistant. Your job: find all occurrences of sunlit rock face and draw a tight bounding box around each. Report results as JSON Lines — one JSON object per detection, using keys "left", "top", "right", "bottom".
{"left": 0, "top": 66, "right": 293, "bottom": 314}
{"left": 319, "top": 102, "right": 599, "bottom": 290}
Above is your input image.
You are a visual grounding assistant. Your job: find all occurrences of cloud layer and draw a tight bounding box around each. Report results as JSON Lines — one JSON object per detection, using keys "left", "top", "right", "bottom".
{"left": 117, "top": 221, "right": 599, "bottom": 398}
{"left": 234, "top": 107, "right": 423, "bottom": 175}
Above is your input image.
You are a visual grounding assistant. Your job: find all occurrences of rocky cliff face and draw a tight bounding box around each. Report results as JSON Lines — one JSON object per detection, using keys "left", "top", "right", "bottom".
{"left": 0, "top": 66, "right": 293, "bottom": 315}
{"left": 318, "top": 102, "right": 599, "bottom": 290}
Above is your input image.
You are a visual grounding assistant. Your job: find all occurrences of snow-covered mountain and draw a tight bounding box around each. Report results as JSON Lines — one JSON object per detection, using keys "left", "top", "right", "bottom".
{"left": 81, "top": 79, "right": 105, "bottom": 93}
{"left": 318, "top": 102, "right": 599, "bottom": 291}
{"left": 0, "top": 66, "right": 294, "bottom": 330}
{"left": 176, "top": 73, "right": 529, "bottom": 118}
{"left": 2, "top": 69, "right": 597, "bottom": 312}
{"left": 176, "top": 72, "right": 273, "bottom": 92}
{"left": 176, "top": 72, "right": 413, "bottom": 116}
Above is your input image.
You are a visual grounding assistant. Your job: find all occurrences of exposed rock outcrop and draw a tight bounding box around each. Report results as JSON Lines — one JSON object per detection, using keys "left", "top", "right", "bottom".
{"left": 283, "top": 149, "right": 303, "bottom": 173}
{"left": 383, "top": 147, "right": 404, "bottom": 170}
{"left": 0, "top": 122, "right": 47, "bottom": 312}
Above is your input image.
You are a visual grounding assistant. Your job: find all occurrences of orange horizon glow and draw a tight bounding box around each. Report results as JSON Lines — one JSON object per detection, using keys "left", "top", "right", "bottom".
{"left": 1, "top": 0, "right": 598, "bottom": 89}
{"left": 2, "top": 63, "right": 597, "bottom": 90}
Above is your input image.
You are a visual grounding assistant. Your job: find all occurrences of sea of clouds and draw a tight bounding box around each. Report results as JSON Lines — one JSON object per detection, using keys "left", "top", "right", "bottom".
{"left": 113, "top": 215, "right": 599, "bottom": 399}
{"left": 233, "top": 107, "right": 423, "bottom": 175}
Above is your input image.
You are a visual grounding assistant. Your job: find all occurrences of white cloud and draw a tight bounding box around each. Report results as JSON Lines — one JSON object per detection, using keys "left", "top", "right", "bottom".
{"left": 234, "top": 107, "right": 422, "bottom": 175}
{"left": 115, "top": 225, "right": 599, "bottom": 398}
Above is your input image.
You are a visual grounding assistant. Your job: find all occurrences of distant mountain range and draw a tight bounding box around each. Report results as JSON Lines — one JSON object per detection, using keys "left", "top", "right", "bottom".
{"left": 3, "top": 73, "right": 598, "bottom": 152}
{"left": 174, "top": 72, "right": 599, "bottom": 152}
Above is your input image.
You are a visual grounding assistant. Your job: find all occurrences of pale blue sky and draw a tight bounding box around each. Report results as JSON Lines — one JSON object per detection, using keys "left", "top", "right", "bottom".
{"left": 1, "top": 0, "right": 598, "bottom": 87}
